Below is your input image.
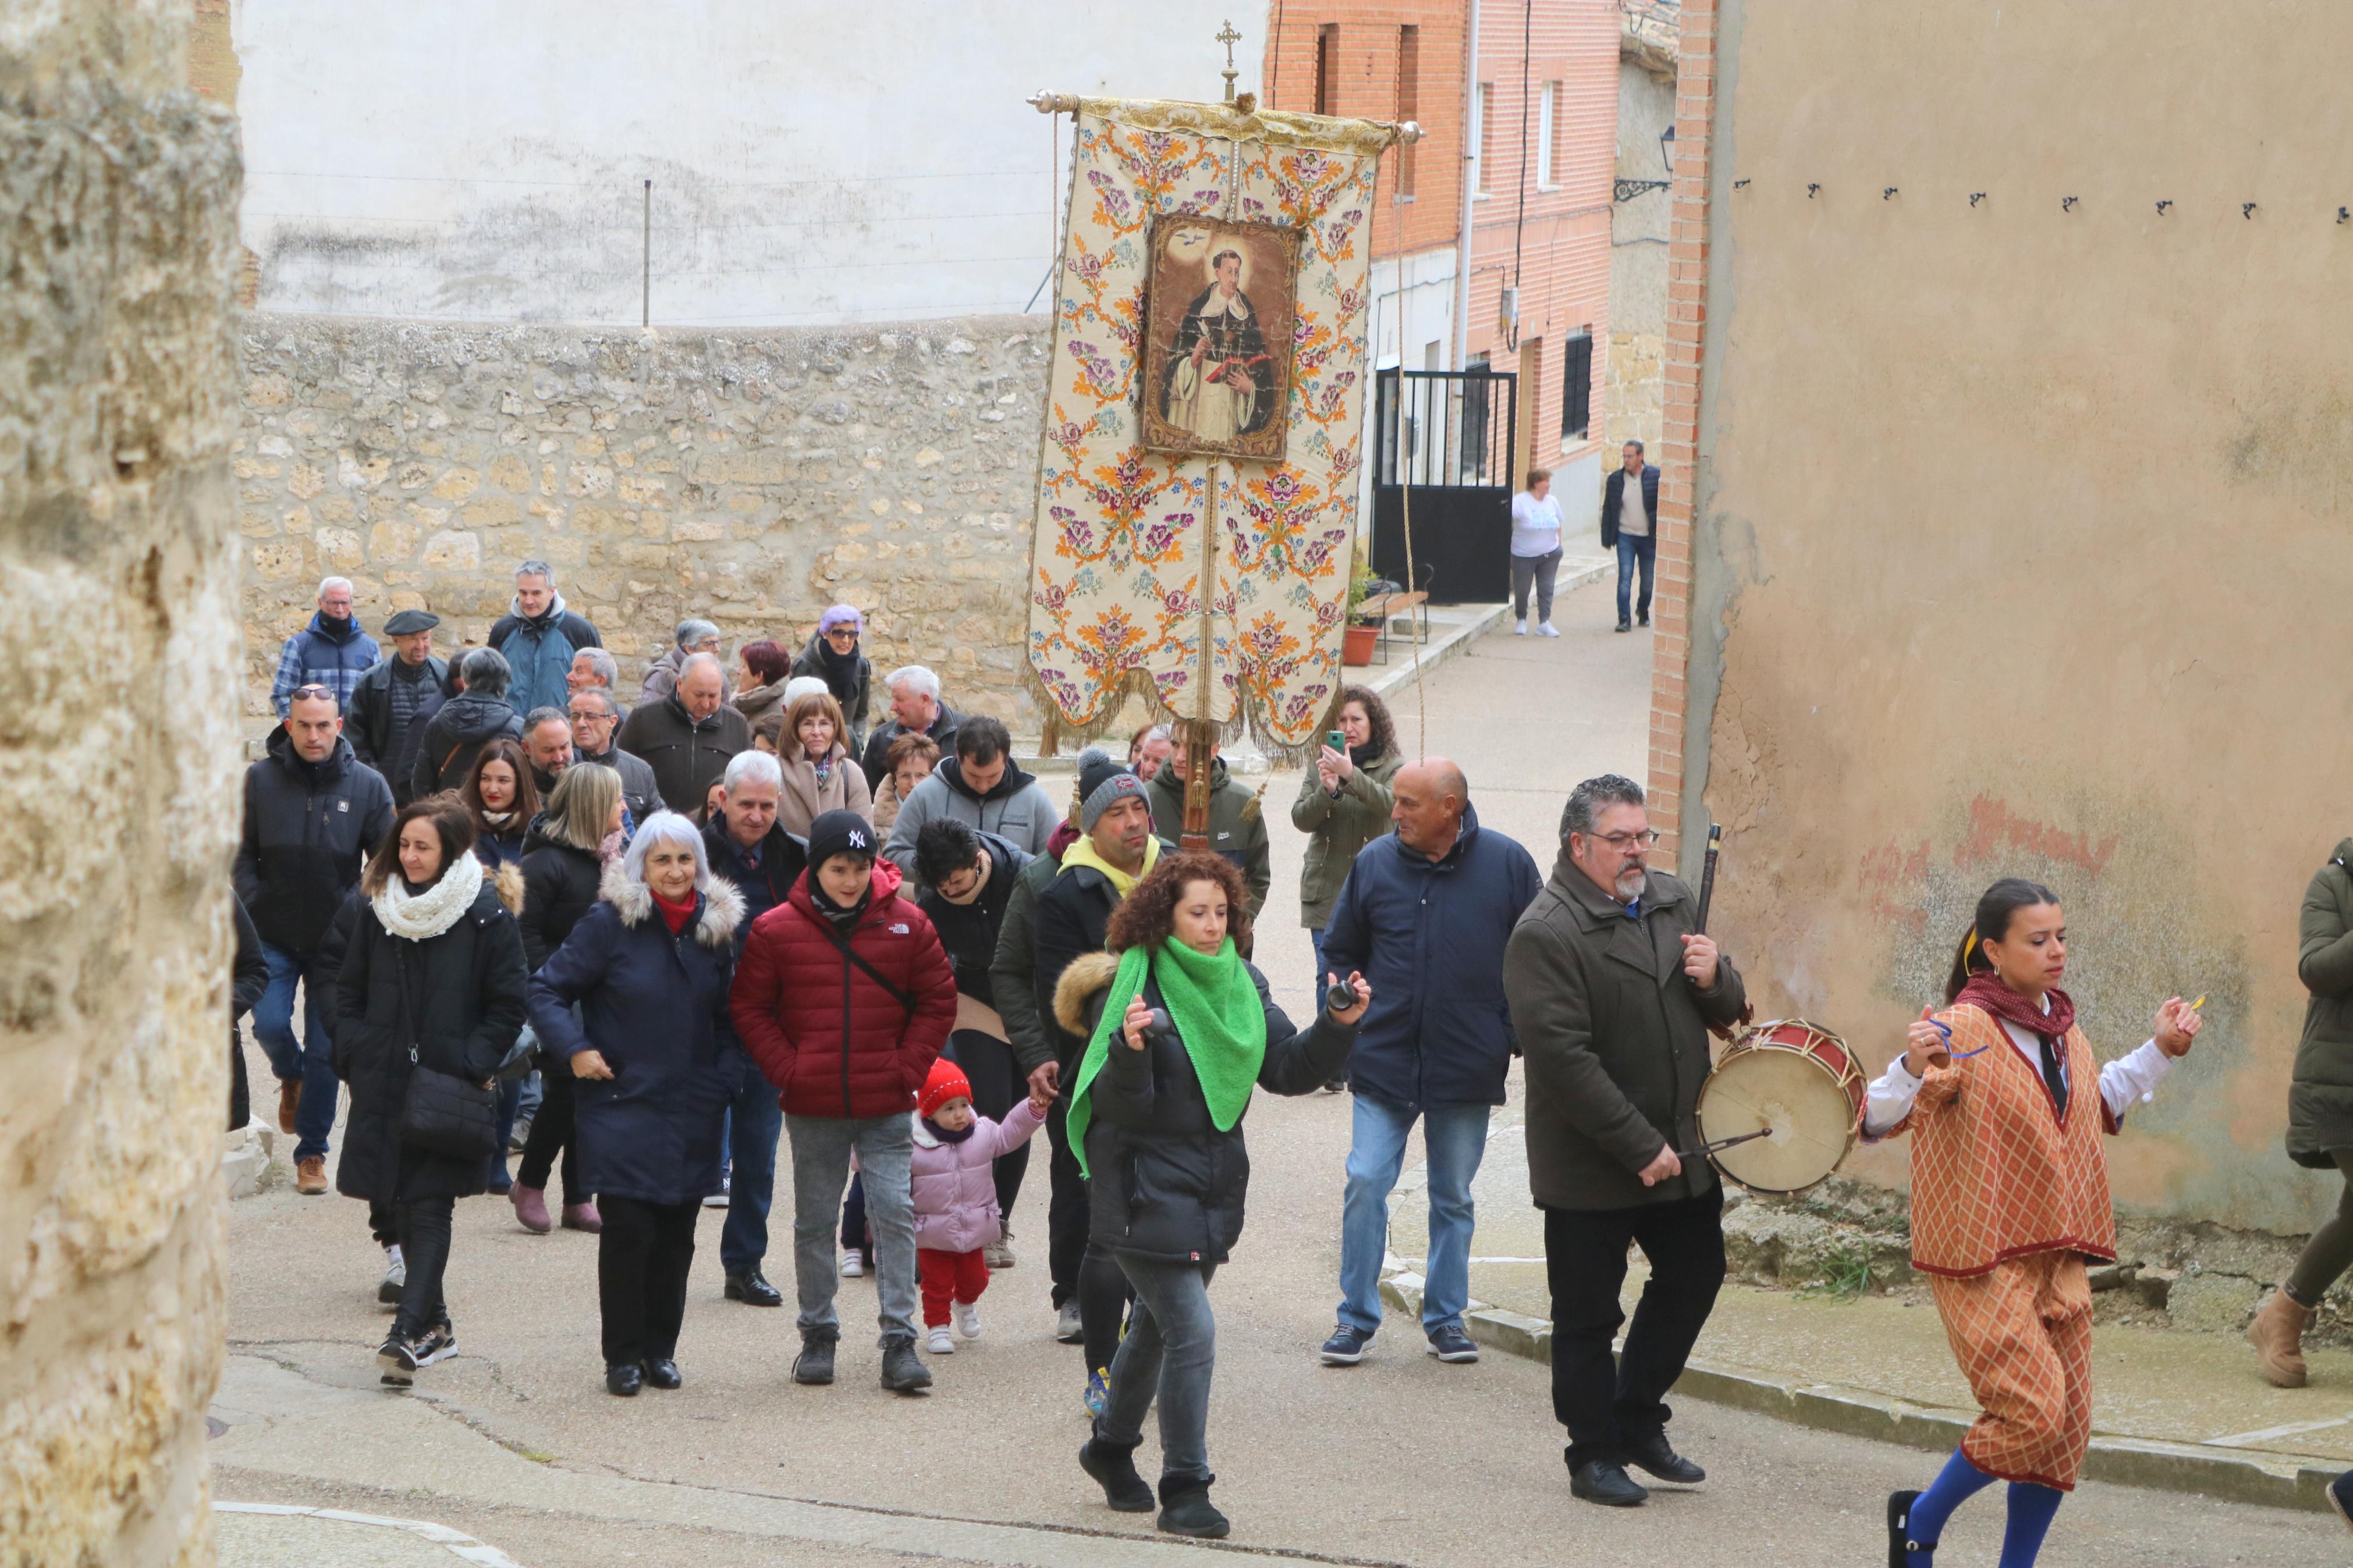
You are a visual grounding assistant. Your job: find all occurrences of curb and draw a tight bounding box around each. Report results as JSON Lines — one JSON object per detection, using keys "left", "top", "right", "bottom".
{"left": 215, "top": 1502, "right": 527, "bottom": 1565}
{"left": 1377, "top": 1273, "right": 2338, "bottom": 1513}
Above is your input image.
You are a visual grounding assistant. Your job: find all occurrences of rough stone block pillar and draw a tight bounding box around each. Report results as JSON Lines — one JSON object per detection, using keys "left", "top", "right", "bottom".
{"left": 1, "top": 2, "right": 245, "bottom": 1562}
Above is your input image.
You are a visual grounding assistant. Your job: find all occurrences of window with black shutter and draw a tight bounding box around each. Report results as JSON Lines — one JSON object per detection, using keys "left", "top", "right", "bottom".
{"left": 1560, "top": 331, "right": 1593, "bottom": 440}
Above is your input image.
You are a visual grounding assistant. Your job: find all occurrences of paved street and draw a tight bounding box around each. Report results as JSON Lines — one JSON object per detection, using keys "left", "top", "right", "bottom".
{"left": 215, "top": 574, "right": 2336, "bottom": 1565}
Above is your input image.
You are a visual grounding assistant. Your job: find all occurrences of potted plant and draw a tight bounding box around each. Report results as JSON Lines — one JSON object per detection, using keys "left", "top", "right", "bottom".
{"left": 1342, "top": 557, "right": 1380, "bottom": 667}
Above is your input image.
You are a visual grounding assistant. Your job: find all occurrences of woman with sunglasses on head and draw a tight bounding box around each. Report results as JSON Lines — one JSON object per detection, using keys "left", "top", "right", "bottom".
{"left": 1865, "top": 877, "right": 2201, "bottom": 1568}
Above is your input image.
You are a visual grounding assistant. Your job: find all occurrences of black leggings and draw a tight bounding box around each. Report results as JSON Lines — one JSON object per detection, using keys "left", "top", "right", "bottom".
{"left": 394, "top": 1196, "right": 455, "bottom": 1339}
{"left": 2287, "top": 1149, "right": 2353, "bottom": 1307}
{"left": 517, "top": 1068, "right": 584, "bottom": 1202}
{"left": 599, "top": 1195, "right": 700, "bottom": 1366}
{"left": 945, "top": 1030, "right": 1032, "bottom": 1221}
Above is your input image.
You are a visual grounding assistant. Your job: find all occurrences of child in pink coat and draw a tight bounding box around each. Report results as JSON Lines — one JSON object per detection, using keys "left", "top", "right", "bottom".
{"left": 911, "top": 1057, "right": 1044, "bottom": 1354}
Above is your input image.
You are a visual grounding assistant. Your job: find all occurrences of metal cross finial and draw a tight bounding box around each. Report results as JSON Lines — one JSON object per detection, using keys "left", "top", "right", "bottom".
{"left": 1218, "top": 19, "right": 1242, "bottom": 101}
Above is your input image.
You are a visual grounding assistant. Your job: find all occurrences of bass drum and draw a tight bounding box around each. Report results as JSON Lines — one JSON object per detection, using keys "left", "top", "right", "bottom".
{"left": 1694, "top": 1019, "right": 1864, "bottom": 1196}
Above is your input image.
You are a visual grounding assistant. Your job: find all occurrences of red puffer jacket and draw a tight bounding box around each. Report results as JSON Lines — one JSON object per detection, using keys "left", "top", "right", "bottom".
{"left": 730, "top": 859, "right": 957, "bottom": 1119}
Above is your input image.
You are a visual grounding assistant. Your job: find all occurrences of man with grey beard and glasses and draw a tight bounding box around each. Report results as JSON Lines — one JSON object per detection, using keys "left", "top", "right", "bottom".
{"left": 1503, "top": 774, "right": 1749, "bottom": 1510}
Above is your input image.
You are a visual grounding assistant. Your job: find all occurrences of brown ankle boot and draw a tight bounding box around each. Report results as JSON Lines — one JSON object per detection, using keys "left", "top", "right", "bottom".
{"left": 2249, "top": 1286, "right": 2313, "bottom": 1388}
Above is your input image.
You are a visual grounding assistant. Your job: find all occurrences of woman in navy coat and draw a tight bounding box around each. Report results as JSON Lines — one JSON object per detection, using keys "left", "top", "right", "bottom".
{"left": 528, "top": 810, "right": 743, "bottom": 1396}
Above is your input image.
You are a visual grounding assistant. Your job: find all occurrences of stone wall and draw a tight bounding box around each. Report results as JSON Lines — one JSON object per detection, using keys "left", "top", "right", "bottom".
{"left": 235, "top": 315, "right": 1050, "bottom": 726}
{"left": 2, "top": 1, "right": 246, "bottom": 1562}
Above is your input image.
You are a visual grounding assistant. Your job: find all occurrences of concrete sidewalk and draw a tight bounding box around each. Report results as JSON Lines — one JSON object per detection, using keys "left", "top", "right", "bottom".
{"left": 1378, "top": 1095, "right": 2352, "bottom": 1512}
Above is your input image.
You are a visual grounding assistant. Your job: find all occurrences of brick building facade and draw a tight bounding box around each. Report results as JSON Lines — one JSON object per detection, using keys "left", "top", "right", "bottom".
{"left": 1268, "top": 1, "right": 1619, "bottom": 543}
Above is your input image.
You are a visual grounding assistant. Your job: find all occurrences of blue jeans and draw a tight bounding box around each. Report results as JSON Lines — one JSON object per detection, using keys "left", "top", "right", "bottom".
{"left": 1099, "top": 1256, "right": 1219, "bottom": 1485}
{"left": 719, "top": 1046, "right": 785, "bottom": 1278}
{"left": 1616, "top": 532, "right": 1656, "bottom": 624}
{"left": 1338, "top": 1093, "right": 1492, "bottom": 1336}
{"left": 253, "top": 940, "right": 339, "bottom": 1163}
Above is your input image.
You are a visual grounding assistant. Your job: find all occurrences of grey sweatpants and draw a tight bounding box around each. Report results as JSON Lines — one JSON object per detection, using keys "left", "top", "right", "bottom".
{"left": 786, "top": 1113, "right": 917, "bottom": 1343}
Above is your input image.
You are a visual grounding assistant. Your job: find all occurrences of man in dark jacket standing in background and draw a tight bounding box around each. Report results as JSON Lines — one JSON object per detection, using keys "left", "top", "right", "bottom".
{"left": 700, "top": 749, "right": 808, "bottom": 1310}
{"left": 345, "top": 609, "right": 446, "bottom": 805}
{"left": 858, "top": 665, "right": 963, "bottom": 792}
{"left": 1600, "top": 440, "right": 1661, "bottom": 634}
{"left": 1503, "top": 773, "right": 1748, "bottom": 1509}
{"left": 1316, "top": 759, "right": 1537, "bottom": 1370}
{"left": 567, "top": 687, "right": 661, "bottom": 826}
{"left": 269, "top": 576, "right": 379, "bottom": 717}
{"left": 619, "top": 653, "right": 748, "bottom": 813}
{"left": 235, "top": 684, "right": 396, "bottom": 1195}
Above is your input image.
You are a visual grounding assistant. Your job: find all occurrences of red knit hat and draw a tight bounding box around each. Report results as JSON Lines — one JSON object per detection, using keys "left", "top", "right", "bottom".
{"left": 919, "top": 1058, "right": 973, "bottom": 1121}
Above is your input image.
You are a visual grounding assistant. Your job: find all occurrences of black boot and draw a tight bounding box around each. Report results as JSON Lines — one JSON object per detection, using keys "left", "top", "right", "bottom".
{"left": 1567, "top": 1457, "right": 1648, "bottom": 1507}
{"left": 1079, "top": 1437, "right": 1155, "bottom": 1512}
{"left": 640, "top": 1357, "right": 682, "bottom": 1389}
{"left": 605, "top": 1363, "right": 643, "bottom": 1396}
{"left": 725, "top": 1271, "right": 783, "bottom": 1307}
{"left": 1155, "top": 1474, "right": 1229, "bottom": 1539}
{"left": 793, "top": 1331, "right": 837, "bottom": 1386}
{"left": 1623, "top": 1430, "right": 1703, "bottom": 1484}
{"left": 879, "top": 1332, "right": 932, "bottom": 1393}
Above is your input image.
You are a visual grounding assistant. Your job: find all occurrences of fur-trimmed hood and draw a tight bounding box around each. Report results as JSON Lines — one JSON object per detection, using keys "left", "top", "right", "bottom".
{"left": 492, "top": 862, "right": 526, "bottom": 917}
{"left": 597, "top": 856, "right": 746, "bottom": 949}
{"left": 1052, "top": 950, "right": 1121, "bottom": 1038}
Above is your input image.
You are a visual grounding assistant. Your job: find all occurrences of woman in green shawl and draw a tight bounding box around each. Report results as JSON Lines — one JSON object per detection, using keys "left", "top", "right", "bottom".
{"left": 1049, "top": 851, "right": 1368, "bottom": 1540}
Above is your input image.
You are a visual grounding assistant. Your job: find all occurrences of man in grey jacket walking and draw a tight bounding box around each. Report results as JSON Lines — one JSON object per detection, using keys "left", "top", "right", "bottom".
{"left": 882, "top": 716, "right": 1059, "bottom": 891}
{"left": 1503, "top": 774, "right": 1748, "bottom": 1510}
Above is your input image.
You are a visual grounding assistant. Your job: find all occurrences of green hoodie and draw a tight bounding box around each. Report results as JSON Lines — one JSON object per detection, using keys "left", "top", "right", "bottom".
{"left": 1142, "top": 756, "right": 1271, "bottom": 916}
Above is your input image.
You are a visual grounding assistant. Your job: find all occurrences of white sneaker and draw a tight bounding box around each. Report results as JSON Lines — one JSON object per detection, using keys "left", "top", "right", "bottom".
{"left": 702, "top": 1172, "right": 732, "bottom": 1210}
{"left": 926, "top": 1325, "right": 957, "bottom": 1355}
{"left": 377, "top": 1253, "right": 406, "bottom": 1307}
{"left": 1513, "top": 618, "right": 1528, "bottom": 636}
{"left": 1055, "top": 1301, "right": 1084, "bottom": 1342}
{"left": 839, "top": 1250, "right": 864, "bottom": 1278}
{"left": 1537, "top": 621, "right": 1560, "bottom": 638}
{"left": 953, "top": 1300, "right": 983, "bottom": 1339}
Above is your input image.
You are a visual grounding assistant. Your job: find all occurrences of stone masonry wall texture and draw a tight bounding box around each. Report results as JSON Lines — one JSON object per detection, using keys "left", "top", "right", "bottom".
{"left": 2, "top": 1, "right": 246, "bottom": 1563}
{"left": 235, "top": 316, "right": 1050, "bottom": 727}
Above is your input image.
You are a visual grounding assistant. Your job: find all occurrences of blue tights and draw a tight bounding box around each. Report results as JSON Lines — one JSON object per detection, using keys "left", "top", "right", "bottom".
{"left": 1905, "top": 1447, "right": 2064, "bottom": 1567}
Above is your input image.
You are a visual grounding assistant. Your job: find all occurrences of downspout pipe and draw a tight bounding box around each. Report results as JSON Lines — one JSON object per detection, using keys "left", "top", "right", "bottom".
{"left": 1455, "top": 0, "right": 1480, "bottom": 369}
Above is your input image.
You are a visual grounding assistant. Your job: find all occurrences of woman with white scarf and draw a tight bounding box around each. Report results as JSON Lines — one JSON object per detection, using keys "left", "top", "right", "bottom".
{"left": 333, "top": 795, "right": 529, "bottom": 1386}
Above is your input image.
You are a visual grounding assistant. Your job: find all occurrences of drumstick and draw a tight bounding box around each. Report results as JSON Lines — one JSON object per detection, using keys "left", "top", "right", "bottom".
{"left": 1675, "top": 1128, "right": 1772, "bottom": 1161}
{"left": 1694, "top": 823, "right": 1723, "bottom": 934}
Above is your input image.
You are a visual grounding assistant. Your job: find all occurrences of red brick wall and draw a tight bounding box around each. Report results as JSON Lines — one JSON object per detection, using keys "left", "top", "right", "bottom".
{"left": 1262, "top": 2, "right": 1465, "bottom": 258}
{"left": 1461, "top": 0, "right": 1618, "bottom": 481}
{"left": 1645, "top": 0, "right": 1713, "bottom": 861}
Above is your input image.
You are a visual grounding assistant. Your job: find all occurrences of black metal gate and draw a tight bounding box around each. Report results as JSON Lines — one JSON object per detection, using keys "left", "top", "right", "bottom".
{"left": 1369, "top": 368, "right": 1518, "bottom": 604}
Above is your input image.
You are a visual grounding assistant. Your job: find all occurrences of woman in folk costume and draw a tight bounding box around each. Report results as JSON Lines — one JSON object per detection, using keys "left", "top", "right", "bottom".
{"left": 1867, "top": 878, "right": 2201, "bottom": 1568}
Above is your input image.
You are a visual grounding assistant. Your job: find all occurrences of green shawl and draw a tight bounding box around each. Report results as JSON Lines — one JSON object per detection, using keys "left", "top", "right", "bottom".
{"left": 1065, "top": 938, "right": 1268, "bottom": 1178}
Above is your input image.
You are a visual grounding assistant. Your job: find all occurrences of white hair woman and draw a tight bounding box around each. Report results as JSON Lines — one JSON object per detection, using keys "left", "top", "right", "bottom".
{"left": 527, "top": 811, "right": 746, "bottom": 1397}
{"left": 333, "top": 795, "right": 529, "bottom": 1386}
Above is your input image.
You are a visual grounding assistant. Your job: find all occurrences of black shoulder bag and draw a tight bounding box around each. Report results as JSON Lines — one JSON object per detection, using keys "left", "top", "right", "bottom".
{"left": 396, "top": 923, "right": 502, "bottom": 1160}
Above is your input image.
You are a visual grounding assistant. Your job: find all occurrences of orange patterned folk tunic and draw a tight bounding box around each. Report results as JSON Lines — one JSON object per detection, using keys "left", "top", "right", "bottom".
{"left": 1875, "top": 1004, "right": 2125, "bottom": 1489}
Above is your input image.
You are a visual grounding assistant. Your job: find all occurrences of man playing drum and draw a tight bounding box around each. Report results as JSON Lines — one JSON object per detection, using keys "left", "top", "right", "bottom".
{"left": 1503, "top": 775, "right": 1750, "bottom": 1509}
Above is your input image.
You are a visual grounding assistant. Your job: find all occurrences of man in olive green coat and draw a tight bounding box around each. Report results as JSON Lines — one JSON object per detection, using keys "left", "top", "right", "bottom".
{"left": 1502, "top": 774, "right": 1747, "bottom": 1509}
{"left": 1143, "top": 741, "right": 1270, "bottom": 916}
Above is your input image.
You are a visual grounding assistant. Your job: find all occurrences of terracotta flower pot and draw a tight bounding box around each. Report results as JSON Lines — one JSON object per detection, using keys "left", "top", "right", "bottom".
{"left": 1342, "top": 623, "right": 1378, "bottom": 666}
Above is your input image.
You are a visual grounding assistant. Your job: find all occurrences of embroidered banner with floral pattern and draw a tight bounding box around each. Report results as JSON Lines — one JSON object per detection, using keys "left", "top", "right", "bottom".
{"left": 1026, "top": 98, "right": 1404, "bottom": 756}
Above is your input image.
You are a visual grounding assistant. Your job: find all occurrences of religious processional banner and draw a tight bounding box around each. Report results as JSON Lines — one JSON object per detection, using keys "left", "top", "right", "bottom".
{"left": 1025, "top": 97, "right": 1405, "bottom": 759}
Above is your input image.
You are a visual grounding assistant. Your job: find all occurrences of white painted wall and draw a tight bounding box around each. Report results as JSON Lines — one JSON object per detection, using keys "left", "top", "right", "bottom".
{"left": 1359, "top": 244, "right": 1458, "bottom": 541}
{"left": 231, "top": 0, "right": 1266, "bottom": 326}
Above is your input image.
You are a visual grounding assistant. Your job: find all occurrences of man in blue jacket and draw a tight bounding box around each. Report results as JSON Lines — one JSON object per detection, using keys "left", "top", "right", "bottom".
{"left": 1315, "top": 758, "right": 1539, "bottom": 1367}
{"left": 269, "top": 577, "right": 379, "bottom": 716}
{"left": 489, "top": 559, "right": 602, "bottom": 719}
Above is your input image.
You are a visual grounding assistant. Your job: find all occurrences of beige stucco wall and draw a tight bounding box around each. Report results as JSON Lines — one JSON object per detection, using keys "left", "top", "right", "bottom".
{"left": 1684, "top": 0, "right": 2353, "bottom": 1234}
{"left": 1605, "top": 51, "right": 1675, "bottom": 456}
{"left": 1, "top": 1, "right": 245, "bottom": 1560}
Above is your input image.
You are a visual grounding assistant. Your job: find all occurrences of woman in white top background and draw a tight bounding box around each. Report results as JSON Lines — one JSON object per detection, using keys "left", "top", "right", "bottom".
{"left": 1509, "top": 466, "right": 1564, "bottom": 636}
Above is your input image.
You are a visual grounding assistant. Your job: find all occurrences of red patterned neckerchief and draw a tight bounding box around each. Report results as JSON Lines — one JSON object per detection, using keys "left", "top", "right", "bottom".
{"left": 1955, "top": 973, "right": 2075, "bottom": 1046}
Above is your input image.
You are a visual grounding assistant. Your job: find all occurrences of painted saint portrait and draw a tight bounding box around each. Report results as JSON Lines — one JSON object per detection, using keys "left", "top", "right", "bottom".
{"left": 1139, "top": 216, "right": 1300, "bottom": 463}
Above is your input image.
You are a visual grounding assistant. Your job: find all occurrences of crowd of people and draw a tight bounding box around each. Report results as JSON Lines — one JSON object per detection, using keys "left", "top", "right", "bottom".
{"left": 233, "top": 559, "right": 2347, "bottom": 1562}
